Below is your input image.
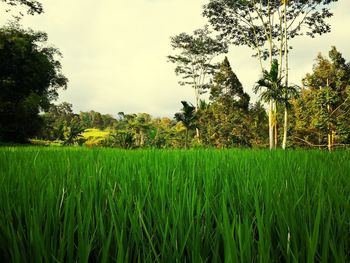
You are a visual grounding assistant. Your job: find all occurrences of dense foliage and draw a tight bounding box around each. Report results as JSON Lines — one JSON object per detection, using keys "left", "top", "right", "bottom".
{"left": 30, "top": 48, "right": 349, "bottom": 150}
{"left": 36, "top": 69, "right": 269, "bottom": 149}
{"left": 289, "top": 47, "right": 350, "bottom": 149}
{"left": 0, "top": 25, "right": 67, "bottom": 142}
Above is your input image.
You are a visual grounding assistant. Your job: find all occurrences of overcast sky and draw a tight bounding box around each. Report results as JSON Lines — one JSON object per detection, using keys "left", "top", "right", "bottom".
{"left": 2, "top": 0, "right": 350, "bottom": 117}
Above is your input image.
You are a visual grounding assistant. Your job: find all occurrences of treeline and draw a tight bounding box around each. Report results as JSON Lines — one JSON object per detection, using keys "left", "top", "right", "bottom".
{"left": 36, "top": 49, "right": 350, "bottom": 149}
{"left": 37, "top": 102, "right": 268, "bottom": 149}
{"left": 1, "top": 1, "right": 349, "bottom": 149}
{"left": 0, "top": 23, "right": 349, "bottom": 149}
{"left": 35, "top": 57, "right": 268, "bottom": 148}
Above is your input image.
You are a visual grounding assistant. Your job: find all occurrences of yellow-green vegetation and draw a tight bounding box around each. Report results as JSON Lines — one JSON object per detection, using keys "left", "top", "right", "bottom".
{"left": 0, "top": 147, "right": 349, "bottom": 262}
{"left": 29, "top": 139, "right": 63, "bottom": 146}
{"left": 82, "top": 128, "right": 110, "bottom": 147}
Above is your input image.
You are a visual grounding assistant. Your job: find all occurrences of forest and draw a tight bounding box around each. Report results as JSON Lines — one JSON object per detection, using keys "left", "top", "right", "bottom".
{"left": 0, "top": 0, "right": 349, "bottom": 150}
{"left": 31, "top": 49, "right": 350, "bottom": 150}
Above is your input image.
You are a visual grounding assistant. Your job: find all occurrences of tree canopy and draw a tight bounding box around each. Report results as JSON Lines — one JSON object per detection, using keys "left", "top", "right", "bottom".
{"left": 203, "top": 0, "right": 337, "bottom": 62}
{"left": 210, "top": 56, "right": 249, "bottom": 110}
{"left": 168, "top": 26, "right": 228, "bottom": 109}
{"left": 0, "top": 25, "right": 67, "bottom": 142}
{"left": 291, "top": 47, "right": 350, "bottom": 149}
{"left": 2, "top": 0, "right": 43, "bottom": 15}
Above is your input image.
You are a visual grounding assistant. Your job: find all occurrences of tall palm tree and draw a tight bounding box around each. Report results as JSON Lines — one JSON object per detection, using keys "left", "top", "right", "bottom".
{"left": 175, "top": 101, "right": 197, "bottom": 148}
{"left": 254, "top": 59, "right": 299, "bottom": 149}
{"left": 254, "top": 59, "right": 283, "bottom": 149}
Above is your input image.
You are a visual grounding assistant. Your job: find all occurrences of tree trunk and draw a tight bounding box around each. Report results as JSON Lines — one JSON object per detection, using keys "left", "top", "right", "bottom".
{"left": 282, "top": 107, "right": 288, "bottom": 150}
{"left": 327, "top": 92, "right": 332, "bottom": 151}
{"left": 282, "top": 1, "right": 289, "bottom": 150}
{"left": 194, "top": 87, "right": 200, "bottom": 144}
{"left": 318, "top": 132, "right": 322, "bottom": 150}
{"left": 269, "top": 100, "right": 274, "bottom": 150}
{"left": 195, "top": 128, "right": 200, "bottom": 143}
{"left": 140, "top": 131, "right": 144, "bottom": 147}
{"left": 274, "top": 100, "right": 278, "bottom": 149}
{"left": 328, "top": 131, "right": 332, "bottom": 151}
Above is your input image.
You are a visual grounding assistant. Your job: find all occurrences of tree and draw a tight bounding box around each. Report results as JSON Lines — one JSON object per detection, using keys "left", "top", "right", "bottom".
{"left": 298, "top": 47, "right": 350, "bottom": 150}
{"left": 280, "top": 81, "right": 300, "bottom": 149}
{"left": 198, "top": 102, "right": 252, "bottom": 148}
{"left": 249, "top": 102, "right": 269, "bottom": 147}
{"left": 254, "top": 59, "right": 283, "bottom": 149}
{"left": 203, "top": 0, "right": 337, "bottom": 149}
{"left": 62, "top": 116, "right": 85, "bottom": 146}
{"left": 79, "top": 111, "right": 92, "bottom": 129}
{"left": 91, "top": 111, "right": 104, "bottom": 130}
{"left": 174, "top": 101, "right": 197, "bottom": 148}
{"left": 168, "top": 26, "right": 227, "bottom": 141}
{"left": 129, "top": 113, "right": 152, "bottom": 147}
{"left": 101, "top": 114, "right": 116, "bottom": 129}
{"left": 41, "top": 102, "right": 74, "bottom": 140}
{"left": 107, "top": 130, "right": 134, "bottom": 149}
{"left": 210, "top": 56, "right": 250, "bottom": 110}
{"left": 0, "top": 25, "right": 68, "bottom": 142}
{"left": 254, "top": 59, "right": 299, "bottom": 149}
{"left": 197, "top": 57, "right": 252, "bottom": 148}
{"left": 148, "top": 117, "right": 173, "bottom": 149}
{"left": 168, "top": 26, "right": 228, "bottom": 110}
{"left": 192, "top": 58, "right": 253, "bottom": 148}
{"left": 2, "top": 0, "right": 43, "bottom": 15}
{"left": 203, "top": 0, "right": 336, "bottom": 67}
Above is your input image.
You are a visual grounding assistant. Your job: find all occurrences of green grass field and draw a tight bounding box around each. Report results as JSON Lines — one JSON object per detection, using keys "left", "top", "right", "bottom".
{"left": 0, "top": 147, "right": 349, "bottom": 262}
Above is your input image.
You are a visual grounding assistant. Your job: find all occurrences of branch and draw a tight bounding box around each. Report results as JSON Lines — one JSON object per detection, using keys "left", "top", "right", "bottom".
{"left": 287, "top": 3, "right": 316, "bottom": 36}
{"left": 330, "top": 96, "right": 350, "bottom": 117}
{"left": 293, "top": 137, "right": 327, "bottom": 147}
{"left": 331, "top": 143, "right": 350, "bottom": 149}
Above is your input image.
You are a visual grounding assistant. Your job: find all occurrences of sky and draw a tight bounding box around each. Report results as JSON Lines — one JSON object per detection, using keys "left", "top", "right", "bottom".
{"left": 2, "top": 0, "right": 350, "bottom": 117}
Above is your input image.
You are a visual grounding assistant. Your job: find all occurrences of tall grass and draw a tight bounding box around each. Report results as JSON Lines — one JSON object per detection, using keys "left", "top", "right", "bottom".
{"left": 0, "top": 147, "right": 349, "bottom": 262}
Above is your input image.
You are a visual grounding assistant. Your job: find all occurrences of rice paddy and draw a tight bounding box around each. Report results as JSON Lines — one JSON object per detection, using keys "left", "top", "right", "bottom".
{"left": 0, "top": 147, "right": 349, "bottom": 262}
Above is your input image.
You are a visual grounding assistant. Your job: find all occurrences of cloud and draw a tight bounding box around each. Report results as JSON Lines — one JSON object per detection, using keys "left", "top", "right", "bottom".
{"left": 17, "top": 0, "right": 208, "bottom": 117}
{"left": 1, "top": 0, "right": 349, "bottom": 117}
